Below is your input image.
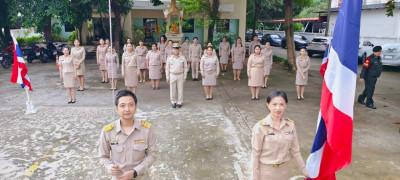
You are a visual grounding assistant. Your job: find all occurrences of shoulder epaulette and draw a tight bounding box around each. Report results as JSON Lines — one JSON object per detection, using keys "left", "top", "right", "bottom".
{"left": 141, "top": 120, "right": 151, "bottom": 128}
{"left": 104, "top": 122, "right": 115, "bottom": 132}
{"left": 258, "top": 120, "right": 264, "bottom": 125}
{"left": 286, "top": 118, "right": 294, "bottom": 122}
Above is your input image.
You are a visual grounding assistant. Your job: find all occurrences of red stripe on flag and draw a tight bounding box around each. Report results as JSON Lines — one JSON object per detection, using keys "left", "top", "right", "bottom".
{"left": 315, "top": 80, "right": 353, "bottom": 179}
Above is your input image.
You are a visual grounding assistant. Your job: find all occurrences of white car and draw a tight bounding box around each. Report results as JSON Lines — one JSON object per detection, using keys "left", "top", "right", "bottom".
{"left": 381, "top": 44, "right": 400, "bottom": 67}
{"left": 307, "top": 37, "right": 331, "bottom": 57}
{"left": 358, "top": 40, "right": 374, "bottom": 64}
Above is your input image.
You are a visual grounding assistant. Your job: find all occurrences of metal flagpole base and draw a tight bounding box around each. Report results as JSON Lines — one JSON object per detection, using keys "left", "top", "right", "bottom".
{"left": 25, "top": 86, "right": 37, "bottom": 114}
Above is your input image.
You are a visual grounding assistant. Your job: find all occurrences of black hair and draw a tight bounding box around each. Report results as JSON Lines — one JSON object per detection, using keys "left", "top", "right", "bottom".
{"left": 139, "top": 39, "right": 143, "bottom": 43}
{"left": 168, "top": 40, "right": 173, "bottom": 43}
{"left": 152, "top": 42, "right": 157, "bottom": 47}
{"left": 206, "top": 46, "right": 213, "bottom": 50}
{"left": 254, "top": 45, "right": 261, "bottom": 50}
{"left": 99, "top": 38, "right": 104, "bottom": 41}
{"left": 252, "top": 35, "right": 258, "bottom": 39}
{"left": 160, "top": 35, "right": 167, "bottom": 43}
{"left": 185, "top": 37, "right": 189, "bottom": 40}
{"left": 62, "top": 46, "right": 70, "bottom": 52}
{"left": 127, "top": 38, "right": 131, "bottom": 41}
{"left": 266, "top": 90, "right": 288, "bottom": 104}
{"left": 115, "top": 90, "right": 137, "bottom": 106}
{"left": 222, "top": 36, "right": 227, "bottom": 40}
{"left": 235, "top": 37, "right": 243, "bottom": 47}
{"left": 193, "top": 37, "right": 198, "bottom": 40}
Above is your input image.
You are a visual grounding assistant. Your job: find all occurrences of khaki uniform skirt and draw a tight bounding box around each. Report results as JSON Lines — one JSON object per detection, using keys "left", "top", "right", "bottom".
{"left": 63, "top": 72, "right": 75, "bottom": 88}
{"left": 248, "top": 67, "right": 264, "bottom": 87}
{"left": 124, "top": 67, "right": 138, "bottom": 87}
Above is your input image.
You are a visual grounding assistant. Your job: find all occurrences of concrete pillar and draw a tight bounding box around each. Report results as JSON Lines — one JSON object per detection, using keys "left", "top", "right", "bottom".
{"left": 81, "top": 22, "right": 89, "bottom": 45}
{"left": 122, "top": 11, "right": 133, "bottom": 39}
{"left": 237, "top": 0, "right": 247, "bottom": 41}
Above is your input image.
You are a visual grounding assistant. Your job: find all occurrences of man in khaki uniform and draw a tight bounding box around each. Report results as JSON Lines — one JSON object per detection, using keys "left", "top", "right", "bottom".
{"left": 188, "top": 37, "right": 202, "bottom": 81}
{"left": 166, "top": 43, "right": 188, "bottom": 108}
{"left": 99, "top": 90, "right": 157, "bottom": 180}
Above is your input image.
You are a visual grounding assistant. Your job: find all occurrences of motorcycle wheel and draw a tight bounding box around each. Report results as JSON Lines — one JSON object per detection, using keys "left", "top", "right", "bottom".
{"left": 1, "top": 58, "right": 11, "bottom": 69}
{"left": 27, "top": 56, "right": 34, "bottom": 63}
{"left": 40, "top": 55, "right": 48, "bottom": 63}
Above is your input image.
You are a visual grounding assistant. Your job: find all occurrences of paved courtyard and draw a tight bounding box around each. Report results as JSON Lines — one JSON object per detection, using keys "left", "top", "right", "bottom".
{"left": 0, "top": 46, "right": 399, "bottom": 179}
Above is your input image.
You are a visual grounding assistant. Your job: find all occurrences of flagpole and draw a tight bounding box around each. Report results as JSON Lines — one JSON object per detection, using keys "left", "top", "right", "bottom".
{"left": 108, "top": 0, "right": 116, "bottom": 121}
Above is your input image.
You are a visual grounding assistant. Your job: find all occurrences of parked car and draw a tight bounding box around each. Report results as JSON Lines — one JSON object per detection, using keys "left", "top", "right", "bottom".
{"left": 358, "top": 40, "right": 374, "bottom": 64}
{"left": 381, "top": 44, "right": 400, "bottom": 67}
{"left": 21, "top": 43, "right": 41, "bottom": 63}
{"left": 281, "top": 35, "right": 309, "bottom": 50}
{"left": 260, "top": 34, "right": 282, "bottom": 46}
{"left": 245, "top": 30, "right": 263, "bottom": 42}
{"left": 306, "top": 37, "right": 330, "bottom": 57}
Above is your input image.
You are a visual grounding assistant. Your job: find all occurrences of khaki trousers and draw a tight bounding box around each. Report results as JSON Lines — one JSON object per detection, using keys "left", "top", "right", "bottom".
{"left": 170, "top": 74, "right": 184, "bottom": 104}
{"left": 191, "top": 58, "right": 200, "bottom": 79}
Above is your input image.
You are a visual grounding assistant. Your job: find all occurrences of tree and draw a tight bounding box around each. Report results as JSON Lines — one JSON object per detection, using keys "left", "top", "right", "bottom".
{"left": 68, "top": 0, "right": 93, "bottom": 42}
{"left": 284, "top": 0, "right": 312, "bottom": 71}
{"left": 179, "top": 0, "right": 221, "bottom": 43}
{"left": 0, "top": 0, "right": 14, "bottom": 46}
{"left": 250, "top": 0, "right": 282, "bottom": 36}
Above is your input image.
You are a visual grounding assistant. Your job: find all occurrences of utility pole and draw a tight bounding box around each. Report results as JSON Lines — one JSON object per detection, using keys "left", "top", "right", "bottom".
{"left": 325, "top": 0, "right": 332, "bottom": 37}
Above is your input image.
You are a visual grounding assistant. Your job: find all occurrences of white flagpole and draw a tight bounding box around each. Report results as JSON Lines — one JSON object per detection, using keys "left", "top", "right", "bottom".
{"left": 25, "top": 86, "right": 36, "bottom": 114}
{"left": 108, "top": 0, "right": 116, "bottom": 120}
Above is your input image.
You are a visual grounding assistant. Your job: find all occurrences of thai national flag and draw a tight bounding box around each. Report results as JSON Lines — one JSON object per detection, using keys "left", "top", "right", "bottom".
{"left": 10, "top": 34, "right": 33, "bottom": 91}
{"left": 306, "top": 0, "right": 362, "bottom": 179}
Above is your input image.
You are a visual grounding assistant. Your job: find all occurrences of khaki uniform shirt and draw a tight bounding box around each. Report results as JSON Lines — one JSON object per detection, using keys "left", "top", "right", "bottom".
{"left": 252, "top": 114, "right": 308, "bottom": 178}
{"left": 98, "top": 119, "right": 157, "bottom": 178}
{"left": 146, "top": 50, "right": 162, "bottom": 66}
{"left": 166, "top": 55, "right": 188, "bottom": 81}
{"left": 296, "top": 55, "right": 310, "bottom": 73}
{"left": 189, "top": 44, "right": 202, "bottom": 62}
{"left": 121, "top": 52, "right": 138, "bottom": 75}
{"left": 249, "top": 41, "right": 261, "bottom": 55}
{"left": 71, "top": 47, "right": 86, "bottom": 65}
{"left": 181, "top": 42, "right": 190, "bottom": 57}
{"left": 135, "top": 46, "right": 148, "bottom": 57}
{"left": 97, "top": 45, "right": 108, "bottom": 63}
{"left": 261, "top": 49, "right": 273, "bottom": 68}
{"left": 58, "top": 55, "right": 74, "bottom": 73}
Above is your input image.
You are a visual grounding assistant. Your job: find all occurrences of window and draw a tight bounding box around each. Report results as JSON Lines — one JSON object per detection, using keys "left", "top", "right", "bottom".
{"left": 182, "top": 19, "right": 194, "bottom": 33}
{"left": 64, "top": 22, "right": 74, "bottom": 32}
{"left": 216, "top": 19, "right": 229, "bottom": 33}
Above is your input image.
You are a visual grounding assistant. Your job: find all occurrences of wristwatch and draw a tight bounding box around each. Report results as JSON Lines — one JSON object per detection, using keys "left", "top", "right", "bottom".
{"left": 133, "top": 170, "right": 137, "bottom": 178}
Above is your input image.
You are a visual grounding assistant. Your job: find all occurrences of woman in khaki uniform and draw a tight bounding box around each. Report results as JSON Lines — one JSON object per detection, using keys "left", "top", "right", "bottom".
{"left": 58, "top": 47, "right": 77, "bottom": 104}
{"left": 249, "top": 35, "right": 261, "bottom": 55}
{"left": 97, "top": 38, "right": 108, "bottom": 83}
{"left": 261, "top": 42, "right": 273, "bottom": 88}
{"left": 165, "top": 40, "right": 173, "bottom": 62}
{"left": 182, "top": 37, "right": 191, "bottom": 71}
{"left": 247, "top": 45, "right": 267, "bottom": 100}
{"left": 105, "top": 39, "right": 110, "bottom": 47}
{"left": 158, "top": 35, "right": 167, "bottom": 73}
{"left": 231, "top": 37, "right": 246, "bottom": 81}
{"left": 106, "top": 47, "right": 119, "bottom": 90}
{"left": 252, "top": 90, "right": 310, "bottom": 180}
{"left": 71, "top": 39, "right": 86, "bottom": 91}
{"left": 200, "top": 46, "right": 220, "bottom": 100}
{"left": 122, "top": 44, "right": 139, "bottom": 94}
{"left": 135, "top": 40, "right": 148, "bottom": 83}
{"left": 123, "top": 38, "right": 134, "bottom": 53}
{"left": 146, "top": 43, "right": 163, "bottom": 90}
{"left": 296, "top": 49, "right": 310, "bottom": 100}
{"left": 203, "top": 42, "right": 217, "bottom": 56}
{"left": 219, "top": 36, "right": 230, "bottom": 73}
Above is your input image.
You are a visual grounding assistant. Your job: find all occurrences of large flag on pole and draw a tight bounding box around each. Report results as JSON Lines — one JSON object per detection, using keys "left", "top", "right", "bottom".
{"left": 306, "top": 0, "right": 362, "bottom": 179}
{"left": 10, "top": 34, "right": 33, "bottom": 91}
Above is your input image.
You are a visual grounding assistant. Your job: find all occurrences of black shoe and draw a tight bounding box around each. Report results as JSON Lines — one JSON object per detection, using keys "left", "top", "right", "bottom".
{"left": 172, "top": 103, "right": 177, "bottom": 108}
{"left": 71, "top": 100, "right": 76, "bottom": 103}
{"left": 255, "top": 98, "right": 260, "bottom": 101}
{"left": 206, "top": 98, "right": 210, "bottom": 100}
{"left": 210, "top": 98, "right": 213, "bottom": 100}
{"left": 251, "top": 98, "right": 255, "bottom": 100}
{"left": 192, "top": 79, "right": 195, "bottom": 81}
{"left": 357, "top": 100, "right": 366, "bottom": 105}
{"left": 77, "top": 89, "right": 81, "bottom": 91}
{"left": 68, "top": 101, "right": 72, "bottom": 104}
{"left": 366, "top": 104, "right": 376, "bottom": 109}
{"left": 177, "top": 104, "right": 182, "bottom": 108}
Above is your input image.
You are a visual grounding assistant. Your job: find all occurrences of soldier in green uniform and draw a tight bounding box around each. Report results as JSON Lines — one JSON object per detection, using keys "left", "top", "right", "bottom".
{"left": 358, "top": 46, "right": 383, "bottom": 109}
{"left": 99, "top": 90, "right": 157, "bottom": 179}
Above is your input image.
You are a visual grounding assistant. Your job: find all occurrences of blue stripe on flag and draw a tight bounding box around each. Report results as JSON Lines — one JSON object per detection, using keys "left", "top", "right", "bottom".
{"left": 310, "top": 117, "right": 327, "bottom": 153}
{"left": 16, "top": 44, "right": 24, "bottom": 57}
{"left": 330, "top": 0, "right": 362, "bottom": 74}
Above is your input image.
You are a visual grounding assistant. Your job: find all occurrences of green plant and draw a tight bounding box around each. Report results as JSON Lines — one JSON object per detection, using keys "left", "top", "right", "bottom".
{"left": 132, "top": 26, "right": 144, "bottom": 45}
{"left": 69, "top": 31, "right": 77, "bottom": 44}
{"left": 119, "top": 29, "right": 130, "bottom": 47}
{"left": 88, "top": 23, "right": 94, "bottom": 41}
{"left": 293, "top": 23, "right": 303, "bottom": 32}
{"left": 16, "top": 36, "right": 44, "bottom": 46}
{"left": 273, "top": 55, "right": 292, "bottom": 70}
{"left": 213, "top": 32, "right": 239, "bottom": 47}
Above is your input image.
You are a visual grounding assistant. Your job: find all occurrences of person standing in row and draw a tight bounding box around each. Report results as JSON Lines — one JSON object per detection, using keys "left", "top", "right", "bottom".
{"left": 71, "top": 39, "right": 86, "bottom": 91}
{"left": 261, "top": 42, "right": 273, "bottom": 88}
{"left": 97, "top": 38, "right": 109, "bottom": 83}
{"left": 123, "top": 38, "right": 134, "bottom": 53}
{"left": 358, "top": 46, "right": 383, "bottom": 109}
{"left": 105, "top": 39, "right": 110, "bottom": 47}
{"left": 247, "top": 45, "right": 267, "bottom": 101}
{"left": 98, "top": 90, "right": 157, "bottom": 180}
{"left": 165, "top": 40, "right": 173, "bottom": 64}
{"left": 249, "top": 35, "right": 261, "bottom": 55}
{"left": 181, "top": 37, "right": 191, "bottom": 72}
{"left": 146, "top": 43, "right": 163, "bottom": 90}
{"left": 59, "top": 47, "right": 77, "bottom": 104}
{"left": 295, "top": 49, "right": 310, "bottom": 100}
{"left": 158, "top": 35, "right": 167, "bottom": 73}
{"left": 219, "top": 36, "right": 230, "bottom": 74}
{"left": 106, "top": 47, "right": 119, "bottom": 90}
{"left": 200, "top": 46, "right": 220, "bottom": 101}
{"left": 231, "top": 37, "right": 245, "bottom": 81}
{"left": 122, "top": 44, "right": 139, "bottom": 94}
{"left": 136, "top": 40, "right": 148, "bottom": 83}
{"left": 203, "top": 42, "right": 216, "bottom": 56}
{"left": 252, "top": 90, "right": 309, "bottom": 180}
{"left": 189, "top": 37, "right": 202, "bottom": 81}
{"left": 166, "top": 43, "right": 188, "bottom": 108}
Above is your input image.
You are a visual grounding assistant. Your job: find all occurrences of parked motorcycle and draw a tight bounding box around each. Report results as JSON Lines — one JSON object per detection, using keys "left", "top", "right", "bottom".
{"left": 21, "top": 43, "right": 41, "bottom": 63}
{"left": 39, "top": 41, "right": 63, "bottom": 63}
{"left": 0, "top": 50, "right": 13, "bottom": 69}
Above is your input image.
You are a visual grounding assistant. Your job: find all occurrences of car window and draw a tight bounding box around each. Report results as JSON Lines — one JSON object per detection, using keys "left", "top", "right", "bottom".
{"left": 312, "top": 38, "right": 328, "bottom": 42}
{"left": 382, "top": 44, "right": 400, "bottom": 52}
{"left": 294, "top": 35, "right": 301, "bottom": 40}
{"left": 271, "top": 35, "right": 280, "bottom": 39}
{"left": 301, "top": 36, "right": 308, "bottom": 40}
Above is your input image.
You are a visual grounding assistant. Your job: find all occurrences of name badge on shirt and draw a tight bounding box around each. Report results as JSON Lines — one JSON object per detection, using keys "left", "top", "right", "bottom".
{"left": 111, "top": 138, "right": 119, "bottom": 145}
{"left": 285, "top": 131, "right": 294, "bottom": 135}
{"left": 134, "top": 139, "right": 145, "bottom": 144}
